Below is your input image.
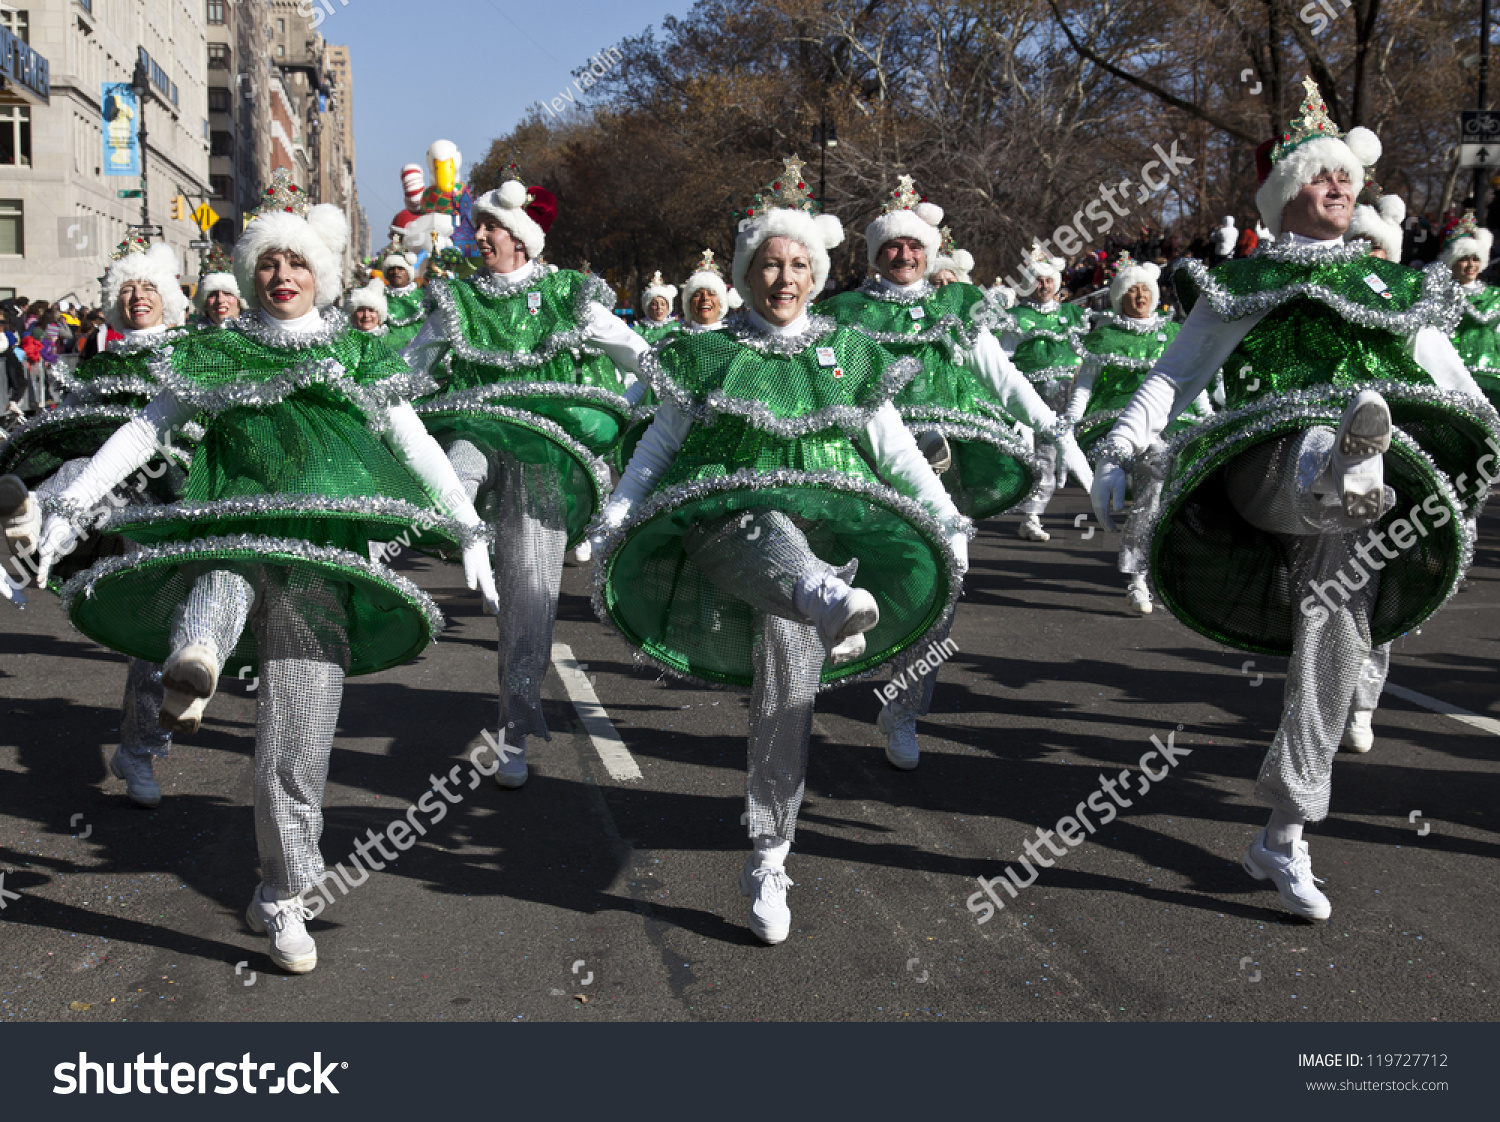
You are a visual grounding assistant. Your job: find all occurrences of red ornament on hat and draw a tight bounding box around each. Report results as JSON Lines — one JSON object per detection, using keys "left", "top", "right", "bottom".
{"left": 524, "top": 186, "right": 557, "bottom": 236}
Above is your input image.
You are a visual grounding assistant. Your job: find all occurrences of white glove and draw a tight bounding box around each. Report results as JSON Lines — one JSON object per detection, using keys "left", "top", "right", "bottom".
{"left": 1091, "top": 461, "right": 1127, "bottom": 533}
{"left": 624, "top": 380, "right": 649, "bottom": 408}
{"left": 588, "top": 496, "right": 632, "bottom": 553}
{"left": 35, "top": 514, "right": 79, "bottom": 588}
{"left": 1056, "top": 432, "right": 1094, "bottom": 492}
{"left": 948, "top": 529, "right": 969, "bottom": 576}
{"left": 462, "top": 540, "right": 499, "bottom": 615}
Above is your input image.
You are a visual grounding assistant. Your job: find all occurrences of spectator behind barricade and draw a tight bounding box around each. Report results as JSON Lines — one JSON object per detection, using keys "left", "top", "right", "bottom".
{"left": 1235, "top": 219, "right": 1259, "bottom": 258}
{"left": 77, "top": 310, "right": 121, "bottom": 361}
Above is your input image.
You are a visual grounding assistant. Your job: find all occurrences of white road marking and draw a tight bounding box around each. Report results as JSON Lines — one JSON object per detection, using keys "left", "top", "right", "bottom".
{"left": 1384, "top": 683, "right": 1500, "bottom": 738}
{"left": 552, "top": 642, "right": 643, "bottom": 781}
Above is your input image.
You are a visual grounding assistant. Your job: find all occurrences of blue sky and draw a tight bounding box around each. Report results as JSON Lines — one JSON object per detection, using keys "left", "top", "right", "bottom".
{"left": 323, "top": 0, "right": 695, "bottom": 239}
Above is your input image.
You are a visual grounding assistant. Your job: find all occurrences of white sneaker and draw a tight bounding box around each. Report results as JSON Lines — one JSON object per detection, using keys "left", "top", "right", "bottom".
{"left": 572, "top": 539, "right": 592, "bottom": 564}
{"left": 0, "top": 474, "right": 28, "bottom": 517}
{"left": 159, "top": 691, "right": 209, "bottom": 735}
{"left": 1332, "top": 390, "right": 1391, "bottom": 519}
{"left": 877, "top": 701, "right": 920, "bottom": 770}
{"left": 1341, "top": 709, "right": 1374, "bottom": 753}
{"left": 738, "top": 857, "right": 792, "bottom": 945}
{"left": 1125, "top": 580, "right": 1152, "bottom": 616}
{"left": 917, "top": 430, "right": 952, "bottom": 473}
{"left": 0, "top": 475, "right": 39, "bottom": 557}
{"left": 1242, "top": 831, "right": 1331, "bottom": 921}
{"left": 797, "top": 574, "right": 880, "bottom": 661}
{"left": 108, "top": 748, "right": 161, "bottom": 808}
{"left": 159, "top": 644, "right": 218, "bottom": 734}
{"left": 245, "top": 884, "right": 318, "bottom": 973}
{"left": 492, "top": 733, "right": 528, "bottom": 789}
{"left": 1017, "top": 513, "right": 1050, "bottom": 541}
{"left": 827, "top": 631, "right": 866, "bottom": 666}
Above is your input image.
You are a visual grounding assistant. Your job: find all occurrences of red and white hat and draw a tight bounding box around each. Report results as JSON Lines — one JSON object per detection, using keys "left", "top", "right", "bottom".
{"left": 865, "top": 175, "right": 944, "bottom": 272}
{"left": 472, "top": 164, "right": 557, "bottom": 260}
{"left": 1254, "top": 77, "right": 1381, "bottom": 238}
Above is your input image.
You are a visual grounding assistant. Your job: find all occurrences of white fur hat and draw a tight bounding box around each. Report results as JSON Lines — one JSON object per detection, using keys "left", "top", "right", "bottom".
{"left": 345, "top": 279, "right": 388, "bottom": 323}
{"left": 235, "top": 171, "right": 350, "bottom": 311}
{"left": 104, "top": 241, "right": 189, "bottom": 330}
{"left": 471, "top": 178, "right": 554, "bottom": 260}
{"left": 1254, "top": 80, "right": 1381, "bottom": 238}
{"left": 732, "top": 159, "right": 846, "bottom": 303}
{"left": 1108, "top": 256, "right": 1162, "bottom": 314}
{"left": 194, "top": 272, "right": 241, "bottom": 312}
{"left": 381, "top": 250, "right": 418, "bottom": 277}
{"left": 1024, "top": 245, "right": 1065, "bottom": 287}
{"left": 683, "top": 249, "right": 730, "bottom": 311}
{"left": 1440, "top": 212, "right": 1493, "bottom": 268}
{"left": 1347, "top": 194, "right": 1406, "bottom": 261}
{"left": 641, "top": 271, "right": 679, "bottom": 314}
{"left": 866, "top": 176, "right": 945, "bottom": 272}
{"left": 930, "top": 247, "right": 975, "bottom": 284}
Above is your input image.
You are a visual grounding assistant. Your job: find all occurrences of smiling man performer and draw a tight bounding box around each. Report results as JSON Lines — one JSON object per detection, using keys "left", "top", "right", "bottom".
{"left": 819, "top": 178, "right": 1088, "bottom": 769}
{"left": 592, "top": 158, "right": 968, "bottom": 944}
{"left": 379, "top": 249, "right": 428, "bottom": 351}
{"left": 404, "top": 165, "right": 649, "bottom": 788}
{"left": 1092, "top": 80, "right": 1498, "bottom": 922}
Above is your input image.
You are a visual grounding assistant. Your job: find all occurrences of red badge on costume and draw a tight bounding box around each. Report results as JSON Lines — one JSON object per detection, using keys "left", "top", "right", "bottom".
{"left": 527, "top": 291, "right": 543, "bottom": 316}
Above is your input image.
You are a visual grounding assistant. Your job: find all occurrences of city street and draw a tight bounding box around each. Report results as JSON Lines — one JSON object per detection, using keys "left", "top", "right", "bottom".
{"left": 2, "top": 489, "right": 1495, "bottom": 1024}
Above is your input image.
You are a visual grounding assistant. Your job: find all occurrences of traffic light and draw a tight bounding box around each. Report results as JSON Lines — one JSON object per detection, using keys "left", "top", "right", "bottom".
{"left": 170, "top": 195, "right": 186, "bottom": 221}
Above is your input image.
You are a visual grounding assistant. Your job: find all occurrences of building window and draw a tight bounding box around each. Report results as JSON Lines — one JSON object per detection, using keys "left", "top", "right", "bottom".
{"left": 212, "top": 216, "right": 236, "bottom": 243}
{"left": 276, "top": 45, "right": 284, "bottom": 58}
{"left": 208, "top": 44, "right": 230, "bottom": 70}
{"left": 210, "top": 174, "right": 233, "bottom": 198}
{"left": 0, "top": 106, "right": 30, "bottom": 167}
{"left": 206, "top": 0, "right": 225, "bottom": 24}
{"left": 211, "top": 130, "right": 233, "bottom": 157}
{"left": 208, "top": 87, "right": 231, "bottom": 113}
{"left": 0, "top": 200, "right": 23, "bottom": 256}
{"left": 0, "top": 10, "right": 28, "bottom": 42}
{"left": 277, "top": 18, "right": 285, "bottom": 33}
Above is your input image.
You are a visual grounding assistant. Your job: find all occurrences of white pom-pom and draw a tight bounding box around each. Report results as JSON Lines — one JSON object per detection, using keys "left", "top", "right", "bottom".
{"left": 497, "top": 179, "right": 529, "bottom": 209}
{"left": 914, "top": 201, "right": 944, "bottom": 227}
{"left": 1141, "top": 262, "right": 1161, "bottom": 281}
{"left": 1377, "top": 195, "right": 1406, "bottom": 226}
{"left": 306, "top": 204, "right": 350, "bottom": 257}
{"left": 954, "top": 249, "right": 975, "bottom": 273}
{"left": 1343, "top": 126, "right": 1382, "bottom": 169}
{"left": 727, "top": 288, "right": 744, "bottom": 309}
{"left": 815, "top": 213, "right": 845, "bottom": 250}
{"left": 145, "top": 243, "right": 180, "bottom": 278}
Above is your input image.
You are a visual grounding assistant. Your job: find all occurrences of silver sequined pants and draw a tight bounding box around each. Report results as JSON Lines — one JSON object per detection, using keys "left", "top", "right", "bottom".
{"left": 171, "top": 566, "right": 349, "bottom": 894}
{"left": 1016, "top": 381, "right": 1071, "bottom": 516}
{"left": 1119, "top": 445, "right": 1169, "bottom": 577}
{"left": 684, "top": 509, "right": 830, "bottom": 844}
{"left": 447, "top": 439, "right": 567, "bottom": 742}
{"left": 1226, "top": 428, "right": 1386, "bottom": 821}
{"left": 891, "top": 618, "right": 948, "bottom": 716}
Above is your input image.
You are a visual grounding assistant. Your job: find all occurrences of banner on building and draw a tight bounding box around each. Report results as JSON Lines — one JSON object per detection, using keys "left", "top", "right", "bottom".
{"left": 102, "top": 82, "right": 140, "bottom": 177}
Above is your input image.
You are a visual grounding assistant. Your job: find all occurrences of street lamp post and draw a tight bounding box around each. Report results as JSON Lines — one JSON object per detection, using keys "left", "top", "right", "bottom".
{"left": 812, "top": 109, "right": 838, "bottom": 206}
{"left": 131, "top": 58, "right": 150, "bottom": 230}
{"left": 1480, "top": 0, "right": 1492, "bottom": 225}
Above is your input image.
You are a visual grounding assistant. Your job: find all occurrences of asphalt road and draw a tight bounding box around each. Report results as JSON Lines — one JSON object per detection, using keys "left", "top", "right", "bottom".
{"left": 1, "top": 489, "right": 1496, "bottom": 1023}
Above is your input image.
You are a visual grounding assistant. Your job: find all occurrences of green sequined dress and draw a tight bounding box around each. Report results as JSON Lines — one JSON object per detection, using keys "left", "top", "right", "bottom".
{"left": 1071, "top": 312, "right": 1202, "bottom": 453}
{"left": 634, "top": 319, "right": 682, "bottom": 345}
{"left": 412, "top": 267, "right": 626, "bottom": 547}
{"left": 1006, "top": 300, "right": 1088, "bottom": 401}
{"left": 1147, "top": 244, "right": 1499, "bottom": 656}
{"left": 60, "top": 310, "right": 466, "bottom": 677}
{"left": 594, "top": 313, "right": 963, "bottom": 689}
{"left": 383, "top": 283, "right": 429, "bottom": 352}
{"left": 1450, "top": 281, "right": 1500, "bottom": 412}
{"left": 817, "top": 280, "right": 1036, "bottom": 518}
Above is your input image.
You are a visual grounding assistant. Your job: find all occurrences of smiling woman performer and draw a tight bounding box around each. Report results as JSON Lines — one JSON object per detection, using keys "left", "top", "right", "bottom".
{"left": 33, "top": 171, "right": 497, "bottom": 975}
{"left": 592, "top": 159, "right": 969, "bottom": 945}
{"left": 1442, "top": 212, "right": 1500, "bottom": 412}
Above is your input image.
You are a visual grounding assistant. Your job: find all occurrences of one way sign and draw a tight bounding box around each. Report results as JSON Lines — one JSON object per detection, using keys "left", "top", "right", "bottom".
{"left": 1460, "top": 143, "right": 1500, "bottom": 168}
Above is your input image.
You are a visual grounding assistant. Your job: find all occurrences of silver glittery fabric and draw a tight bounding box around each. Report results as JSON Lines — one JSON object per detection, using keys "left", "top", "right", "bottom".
{"left": 250, "top": 567, "right": 350, "bottom": 895}
{"left": 170, "top": 568, "right": 255, "bottom": 671}
{"left": 684, "top": 510, "right": 828, "bottom": 843}
{"left": 1354, "top": 643, "right": 1391, "bottom": 713}
{"left": 892, "top": 617, "right": 948, "bottom": 716}
{"left": 1016, "top": 383, "right": 1071, "bottom": 515}
{"left": 1228, "top": 429, "right": 1384, "bottom": 821}
{"left": 1119, "top": 448, "right": 1168, "bottom": 576}
{"left": 118, "top": 657, "right": 171, "bottom": 759}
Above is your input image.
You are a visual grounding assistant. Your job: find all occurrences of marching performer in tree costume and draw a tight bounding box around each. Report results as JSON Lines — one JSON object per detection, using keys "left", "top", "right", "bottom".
{"left": 1067, "top": 252, "right": 1209, "bottom": 617}
{"left": 403, "top": 166, "right": 649, "bottom": 789}
{"left": 33, "top": 171, "right": 498, "bottom": 972}
{"left": 379, "top": 248, "right": 428, "bottom": 351}
{"left": 195, "top": 244, "right": 243, "bottom": 327}
{"left": 1442, "top": 212, "right": 1500, "bottom": 412}
{"left": 1002, "top": 247, "right": 1090, "bottom": 541}
{"left": 929, "top": 227, "right": 975, "bottom": 287}
{"left": 1, "top": 235, "right": 195, "bottom": 805}
{"left": 819, "top": 178, "right": 1088, "bottom": 769}
{"left": 1092, "top": 81, "right": 1498, "bottom": 922}
{"left": 345, "top": 279, "right": 389, "bottom": 336}
{"left": 591, "top": 158, "right": 970, "bottom": 943}
{"left": 636, "top": 272, "right": 682, "bottom": 344}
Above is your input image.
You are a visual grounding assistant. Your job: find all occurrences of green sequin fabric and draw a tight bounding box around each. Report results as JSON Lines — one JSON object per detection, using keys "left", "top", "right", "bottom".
{"left": 1451, "top": 283, "right": 1500, "bottom": 412}
{"left": 595, "top": 314, "right": 960, "bottom": 689}
{"left": 1009, "top": 301, "right": 1087, "bottom": 386}
{"left": 1072, "top": 314, "right": 1199, "bottom": 453}
{"left": 818, "top": 281, "right": 1034, "bottom": 518}
{"left": 382, "top": 284, "right": 429, "bottom": 352}
{"left": 1150, "top": 252, "right": 1497, "bottom": 655}
{"left": 60, "top": 310, "right": 460, "bottom": 677}
{"left": 635, "top": 320, "right": 682, "bottom": 345}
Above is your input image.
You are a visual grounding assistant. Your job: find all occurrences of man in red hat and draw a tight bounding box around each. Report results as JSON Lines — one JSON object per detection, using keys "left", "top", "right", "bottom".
{"left": 403, "top": 167, "right": 649, "bottom": 788}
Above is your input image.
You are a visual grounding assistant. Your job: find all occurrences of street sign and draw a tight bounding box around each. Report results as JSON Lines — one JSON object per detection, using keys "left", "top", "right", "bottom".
{"left": 129, "top": 224, "right": 163, "bottom": 236}
{"left": 116, "top": 189, "right": 142, "bottom": 198}
{"left": 189, "top": 239, "right": 212, "bottom": 249}
{"left": 192, "top": 202, "right": 220, "bottom": 233}
{"left": 1461, "top": 110, "right": 1500, "bottom": 142}
{"left": 1460, "top": 143, "right": 1500, "bottom": 168}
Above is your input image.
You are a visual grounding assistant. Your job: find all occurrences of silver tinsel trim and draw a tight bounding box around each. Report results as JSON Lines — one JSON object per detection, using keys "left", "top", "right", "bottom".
{"left": 0, "top": 403, "right": 143, "bottom": 454}
{"left": 1088, "top": 310, "right": 1173, "bottom": 335}
{"left": 55, "top": 373, "right": 160, "bottom": 405}
{"left": 722, "top": 311, "right": 838, "bottom": 356}
{"left": 1256, "top": 239, "right": 1367, "bottom": 266}
{"left": 1021, "top": 365, "right": 1081, "bottom": 388}
{"left": 59, "top": 531, "right": 447, "bottom": 645}
{"left": 897, "top": 406, "right": 1029, "bottom": 449}
{"left": 635, "top": 346, "right": 921, "bottom": 437}
{"left": 426, "top": 273, "right": 609, "bottom": 371}
{"left": 229, "top": 306, "right": 351, "bottom": 349}
{"left": 1067, "top": 333, "right": 1159, "bottom": 371}
{"left": 1091, "top": 435, "right": 1137, "bottom": 471}
{"left": 385, "top": 307, "right": 428, "bottom": 329}
{"left": 1176, "top": 257, "right": 1467, "bottom": 334}
{"left": 104, "top": 493, "right": 475, "bottom": 547}
{"left": 587, "top": 466, "right": 969, "bottom": 693}
{"left": 385, "top": 283, "right": 419, "bottom": 298}
{"left": 106, "top": 326, "right": 193, "bottom": 355}
{"left": 1459, "top": 289, "right": 1500, "bottom": 326}
{"left": 857, "top": 278, "right": 935, "bottom": 306}
{"left": 414, "top": 379, "right": 631, "bottom": 421}
{"left": 362, "top": 325, "right": 391, "bottom": 338}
